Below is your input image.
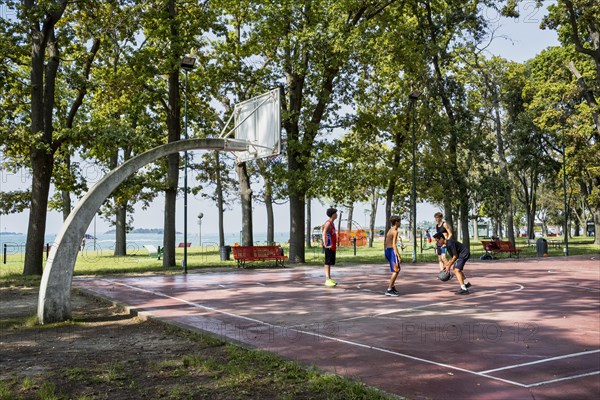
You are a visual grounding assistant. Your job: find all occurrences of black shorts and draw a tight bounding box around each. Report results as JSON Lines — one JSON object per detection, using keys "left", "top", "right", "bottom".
{"left": 454, "top": 255, "right": 470, "bottom": 270}
{"left": 324, "top": 248, "right": 336, "bottom": 266}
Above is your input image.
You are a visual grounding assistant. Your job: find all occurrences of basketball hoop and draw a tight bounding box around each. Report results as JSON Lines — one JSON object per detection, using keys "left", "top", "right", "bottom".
{"left": 219, "top": 88, "right": 282, "bottom": 163}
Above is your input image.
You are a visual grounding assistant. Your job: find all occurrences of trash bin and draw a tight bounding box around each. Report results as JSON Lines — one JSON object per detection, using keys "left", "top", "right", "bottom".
{"left": 220, "top": 245, "right": 231, "bottom": 261}
{"left": 536, "top": 238, "right": 548, "bottom": 257}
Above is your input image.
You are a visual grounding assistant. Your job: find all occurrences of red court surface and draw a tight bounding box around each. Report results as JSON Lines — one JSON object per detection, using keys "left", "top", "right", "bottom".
{"left": 75, "top": 254, "right": 600, "bottom": 400}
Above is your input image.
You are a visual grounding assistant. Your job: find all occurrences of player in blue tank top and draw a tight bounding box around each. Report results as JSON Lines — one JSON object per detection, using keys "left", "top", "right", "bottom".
{"left": 434, "top": 212, "right": 453, "bottom": 271}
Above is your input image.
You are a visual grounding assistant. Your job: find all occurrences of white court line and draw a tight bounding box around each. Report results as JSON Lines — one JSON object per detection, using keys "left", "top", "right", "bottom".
{"left": 92, "top": 278, "right": 528, "bottom": 388}
{"left": 98, "top": 279, "right": 278, "bottom": 328}
{"left": 526, "top": 371, "right": 600, "bottom": 388}
{"left": 480, "top": 349, "right": 600, "bottom": 374}
{"left": 91, "top": 278, "right": 598, "bottom": 389}
{"left": 337, "top": 283, "right": 525, "bottom": 322}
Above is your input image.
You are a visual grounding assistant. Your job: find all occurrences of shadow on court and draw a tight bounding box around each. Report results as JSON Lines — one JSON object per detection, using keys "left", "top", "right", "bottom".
{"left": 75, "top": 254, "right": 600, "bottom": 400}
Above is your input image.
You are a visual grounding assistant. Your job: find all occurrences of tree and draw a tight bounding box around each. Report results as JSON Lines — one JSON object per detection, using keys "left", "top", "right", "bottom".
{"left": 253, "top": 1, "right": 401, "bottom": 262}
{"left": 3, "top": 0, "right": 104, "bottom": 275}
{"left": 466, "top": 55, "right": 518, "bottom": 244}
{"left": 255, "top": 156, "right": 288, "bottom": 245}
{"left": 541, "top": 0, "right": 600, "bottom": 244}
{"left": 192, "top": 152, "right": 238, "bottom": 247}
{"left": 134, "top": 0, "right": 215, "bottom": 266}
{"left": 206, "top": 0, "right": 280, "bottom": 247}
{"left": 330, "top": 130, "right": 390, "bottom": 247}
{"left": 414, "top": 0, "right": 496, "bottom": 247}
{"left": 68, "top": 0, "right": 150, "bottom": 256}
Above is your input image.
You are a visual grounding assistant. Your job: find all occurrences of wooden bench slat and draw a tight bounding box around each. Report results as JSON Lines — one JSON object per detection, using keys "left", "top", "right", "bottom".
{"left": 481, "top": 240, "right": 522, "bottom": 258}
{"left": 231, "top": 245, "right": 288, "bottom": 268}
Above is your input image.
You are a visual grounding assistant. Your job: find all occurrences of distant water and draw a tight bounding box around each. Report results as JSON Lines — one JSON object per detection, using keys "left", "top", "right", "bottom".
{"left": 0, "top": 231, "right": 290, "bottom": 254}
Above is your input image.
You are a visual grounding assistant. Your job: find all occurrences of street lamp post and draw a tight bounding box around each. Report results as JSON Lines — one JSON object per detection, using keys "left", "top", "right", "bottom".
{"left": 409, "top": 90, "right": 421, "bottom": 263}
{"left": 562, "top": 127, "right": 569, "bottom": 256}
{"left": 198, "top": 213, "right": 204, "bottom": 248}
{"left": 181, "top": 55, "right": 196, "bottom": 274}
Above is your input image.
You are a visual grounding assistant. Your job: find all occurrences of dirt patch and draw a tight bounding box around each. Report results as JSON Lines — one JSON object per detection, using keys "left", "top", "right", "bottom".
{"left": 0, "top": 283, "right": 398, "bottom": 400}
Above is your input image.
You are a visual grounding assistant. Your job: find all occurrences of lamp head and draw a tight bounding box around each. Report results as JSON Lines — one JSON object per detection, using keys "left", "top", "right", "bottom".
{"left": 409, "top": 90, "right": 422, "bottom": 100}
{"left": 181, "top": 56, "right": 197, "bottom": 70}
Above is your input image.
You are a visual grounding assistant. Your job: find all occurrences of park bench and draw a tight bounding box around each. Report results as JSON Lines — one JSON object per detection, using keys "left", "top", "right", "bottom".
{"left": 178, "top": 242, "right": 191, "bottom": 248}
{"left": 231, "top": 245, "right": 288, "bottom": 268}
{"left": 548, "top": 239, "right": 564, "bottom": 249}
{"left": 481, "top": 240, "right": 522, "bottom": 258}
{"left": 143, "top": 245, "right": 164, "bottom": 260}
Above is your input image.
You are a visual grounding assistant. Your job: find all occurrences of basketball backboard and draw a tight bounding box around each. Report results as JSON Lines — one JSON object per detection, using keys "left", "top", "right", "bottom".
{"left": 231, "top": 88, "right": 281, "bottom": 163}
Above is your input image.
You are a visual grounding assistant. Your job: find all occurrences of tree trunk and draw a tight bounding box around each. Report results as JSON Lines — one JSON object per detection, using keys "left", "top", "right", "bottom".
{"left": 594, "top": 208, "right": 600, "bottom": 246}
{"left": 283, "top": 39, "right": 340, "bottom": 263}
{"left": 114, "top": 204, "right": 127, "bottom": 256}
{"left": 61, "top": 173, "right": 71, "bottom": 221}
{"left": 385, "top": 123, "right": 406, "bottom": 235}
{"left": 215, "top": 152, "right": 225, "bottom": 247}
{"left": 529, "top": 180, "right": 538, "bottom": 239}
{"left": 526, "top": 213, "right": 534, "bottom": 239}
{"left": 369, "top": 190, "right": 378, "bottom": 248}
{"left": 257, "top": 160, "right": 275, "bottom": 246}
{"left": 472, "top": 217, "right": 479, "bottom": 241}
{"left": 443, "top": 199, "right": 454, "bottom": 235}
{"left": 459, "top": 202, "right": 470, "bottom": 247}
{"left": 265, "top": 189, "right": 275, "bottom": 246}
{"left": 285, "top": 118, "right": 308, "bottom": 262}
{"left": 110, "top": 148, "right": 128, "bottom": 257}
{"left": 385, "top": 183, "right": 395, "bottom": 236}
{"left": 505, "top": 202, "right": 515, "bottom": 243}
{"left": 518, "top": 172, "right": 538, "bottom": 240}
{"left": 346, "top": 204, "right": 354, "bottom": 232}
{"left": 573, "top": 206, "right": 581, "bottom": 237}
{"left": 162, "top": 0, "right": 182, "bottom": 268}
{"left": 289, "top": 193, "right": 305, "bottom": 263}
{"left": 162, "top": 155, "right": 179, "bottom": 267}
{"left": 305, "top": 197, "right": 312, "bottom": 248}
{"left": 491, "top": 91, "right": 515, "bottom": 245}
{"left": 23, "top": 8, "right": 66, "bottom": 275}
{"left": 237, "top": 162, "right": 253, "bottom": 246}
{"left": 24, "top": 152, "right": 54, "bottom": 275}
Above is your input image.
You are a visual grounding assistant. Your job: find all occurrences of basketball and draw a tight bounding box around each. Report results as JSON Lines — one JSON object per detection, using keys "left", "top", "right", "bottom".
{"left": 438, "top": 269, "right": 452, "bottom": 282}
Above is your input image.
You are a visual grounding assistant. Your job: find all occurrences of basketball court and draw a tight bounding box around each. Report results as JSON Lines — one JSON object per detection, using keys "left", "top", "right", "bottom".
{"left": 75, "top": 254, "right": 600, "bottom": 399}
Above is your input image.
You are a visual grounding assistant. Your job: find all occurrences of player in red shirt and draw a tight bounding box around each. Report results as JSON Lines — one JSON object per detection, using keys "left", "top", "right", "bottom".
{"left": 322, "top": 208, "right": 338, "bottom": 287}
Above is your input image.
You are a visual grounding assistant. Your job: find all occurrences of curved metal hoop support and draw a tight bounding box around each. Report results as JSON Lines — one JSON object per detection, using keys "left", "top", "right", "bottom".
{"left": 38, "top": 138, "right": 248, "bottom": 324}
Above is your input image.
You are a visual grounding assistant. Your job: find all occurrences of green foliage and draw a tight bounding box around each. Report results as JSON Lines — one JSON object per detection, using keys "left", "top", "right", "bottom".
{"left": 0, "top": 379, "right": 15, "bottom": 400}
{"left": 36, "top": 382, "right": 60, "bottom": 400}
{"left": 542, "top": 0, "right": 600, "bottom": 57}
{"left": 2, "top": 0, "right": 598, "bottom": 264}
{"left": 0, "top": 190, "right": 30, "bottom": 214}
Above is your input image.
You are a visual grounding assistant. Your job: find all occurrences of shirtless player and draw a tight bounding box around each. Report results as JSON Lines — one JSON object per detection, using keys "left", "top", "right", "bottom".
{"left": 384, "top": 216, "right": 402, "bottom": 296}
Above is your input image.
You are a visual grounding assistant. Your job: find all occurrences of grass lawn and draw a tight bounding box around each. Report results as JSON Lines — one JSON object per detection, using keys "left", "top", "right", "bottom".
{"left": 0, "top": 278, "right": 400, "bottom": 400}
{"left": 1, "top": 236, "right": 598, "bottom": 277}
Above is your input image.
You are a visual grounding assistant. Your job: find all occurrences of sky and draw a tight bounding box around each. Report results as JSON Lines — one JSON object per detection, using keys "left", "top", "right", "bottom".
{"left": 0, "top": 2, "right": 559, "bottom": 236}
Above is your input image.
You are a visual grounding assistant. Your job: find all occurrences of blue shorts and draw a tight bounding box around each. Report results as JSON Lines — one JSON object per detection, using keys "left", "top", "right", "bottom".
{"left": 436, "top": 245, "right": 446, "bottom": 256}
{"left": 384, "top": 248, "right": 400, "bottom": 272}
